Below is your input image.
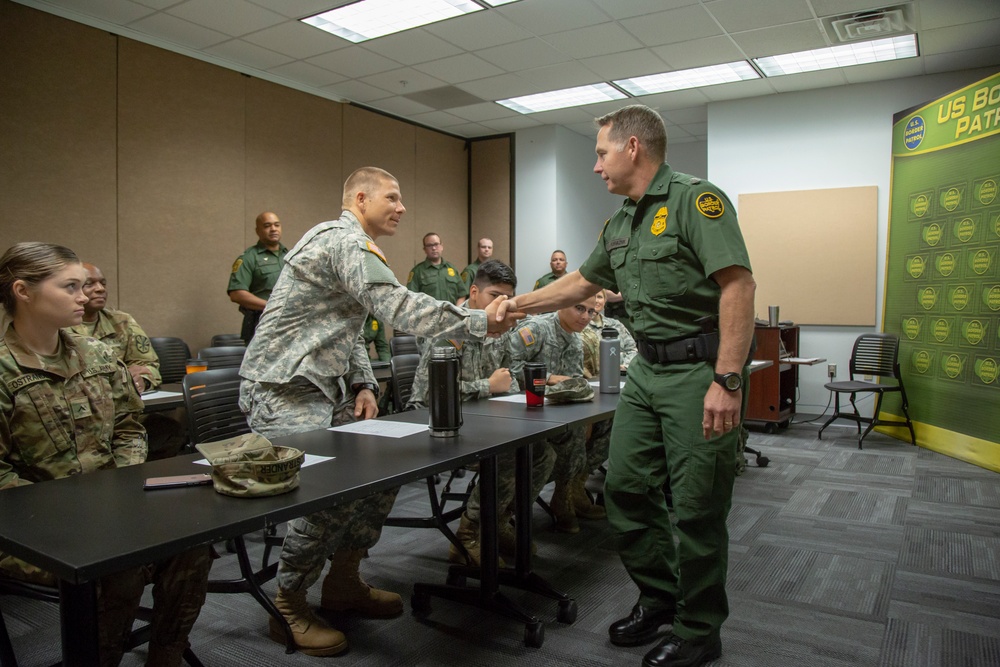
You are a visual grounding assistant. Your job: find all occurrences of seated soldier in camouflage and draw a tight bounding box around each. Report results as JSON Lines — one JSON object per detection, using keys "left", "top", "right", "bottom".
{"left": 0, "top": 242, "right": 211, "bottom": 667}
{"left": 407, "top": 260, "right": 555, "bottom": 564}
{"left": 508, "top": 294, "right": 600, "bottom": 534}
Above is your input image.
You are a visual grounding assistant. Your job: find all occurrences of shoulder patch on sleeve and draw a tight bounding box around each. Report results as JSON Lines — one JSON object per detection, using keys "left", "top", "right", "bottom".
{"left": 358, "top": 239, "right": 389, "bottom": 265}
{"left": 231, "top": 257, "right": 243, "bottom": 273}
{"left": 598, "top": 218, "right": 610, "bottom": 240}
{"left": 134, "top": 335, "right": 151, "bottom": 353}
{"left": 519, "top": 327, "right": 536, "bottom": 347}
{"left": 695, "top": 192, "right": 724, "bottom": 219}
{"left": 447, "top": 339, "right": 463, "bottom": 351}
{"left": 407, "top": 271, "right": 414, "bottom": 284}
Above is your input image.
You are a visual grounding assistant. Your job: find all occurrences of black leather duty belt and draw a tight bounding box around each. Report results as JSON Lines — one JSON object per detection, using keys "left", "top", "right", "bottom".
{"left": 634, "top": 332, "right": 719, "bottom": 365}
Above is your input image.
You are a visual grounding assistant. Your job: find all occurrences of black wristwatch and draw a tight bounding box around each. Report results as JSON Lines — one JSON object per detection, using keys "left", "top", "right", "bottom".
{"left": 714, "top": 372, "right": 742, "bottom": 392}
{"left": 352, "top": 382, "right": 379, "bottom": 398}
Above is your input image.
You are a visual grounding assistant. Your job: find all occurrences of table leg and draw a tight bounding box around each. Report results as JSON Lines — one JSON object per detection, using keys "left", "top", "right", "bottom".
{"left": 58, "top": 579, "right": 100, "bottom": 666}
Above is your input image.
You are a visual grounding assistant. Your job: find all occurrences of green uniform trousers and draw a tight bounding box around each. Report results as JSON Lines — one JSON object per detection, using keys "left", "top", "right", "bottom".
{"left": 604, "top": 357, "right": 740, "bottom": 642}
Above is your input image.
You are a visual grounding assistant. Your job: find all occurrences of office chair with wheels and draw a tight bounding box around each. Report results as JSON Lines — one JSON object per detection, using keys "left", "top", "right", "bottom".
{"left": 150, "top": 337, "right": 191, "bottom": 384}
{"left": 382, "top": 354, "right": 475, "bottom": 559}
{"left": 389, "top": 334, "right": 418, "bottom": 357}
{"left": 210, "top": 333, "right": 245, "bottom": 347}
{"left": 197, "top": 346, "right": 246, "bottom": 370}
{"left": 817, "top": 333, "right": 916, "bottom": 450}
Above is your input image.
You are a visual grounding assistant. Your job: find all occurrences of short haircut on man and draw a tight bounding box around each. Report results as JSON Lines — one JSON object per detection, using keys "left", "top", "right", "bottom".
{"left": 595, "top": 105, "right": 667, "bottom": 165}
{"left": 472, "top": 259, "right": 517, "bottom": 291}
{"left": 423, "top": 232, "right": 440, "bottom": 245}
{"left": 552, "top": 250, "right": 565, "bottom": 257}
{"left": 342, "top": 166, "right": 396, "bottom": 206}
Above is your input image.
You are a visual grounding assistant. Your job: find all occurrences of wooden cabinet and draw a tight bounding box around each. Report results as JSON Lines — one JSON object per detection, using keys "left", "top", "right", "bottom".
{"left": 746, "top": 326, "right": 799, "bottom": 430}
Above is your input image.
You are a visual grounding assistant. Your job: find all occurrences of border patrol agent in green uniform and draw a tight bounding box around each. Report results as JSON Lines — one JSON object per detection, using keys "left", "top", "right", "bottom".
{"left": 460, "top": 237, "right": 494, "bottom": 292}
{"left": 532, "top": 249, "right": 568, "bottom": 290}
{"left": 496, "top": 105, "right": 756, "bottom": 667}
{"left": 406, "top": 233, "right": 467, "bottom": 304}
{"left": 362, "top": 313, "right": 389, "bottom": 361}
{"left": 227, "top": 212, "right": 288, "bottom": 343}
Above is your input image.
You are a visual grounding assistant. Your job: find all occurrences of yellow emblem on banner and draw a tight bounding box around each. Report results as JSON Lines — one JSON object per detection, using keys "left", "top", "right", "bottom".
{"left": 448, "top": 267, "right": 456, "bottom": 277}
{"left": 519, "top": 328, "right": 535, "bottom": 347}
{"left": 650, "top": 207, "right": 668, "bottom": 236}
{"left": 695, "top": 193, "right": 724, "bottom": 218}
{"left": 231, "top": 258, "right": 243, "bottom": 274}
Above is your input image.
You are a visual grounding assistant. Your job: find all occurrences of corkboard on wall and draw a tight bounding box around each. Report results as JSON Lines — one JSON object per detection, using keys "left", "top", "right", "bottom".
{"left": 738, "top": 186, "right": 877, "bottom": 326}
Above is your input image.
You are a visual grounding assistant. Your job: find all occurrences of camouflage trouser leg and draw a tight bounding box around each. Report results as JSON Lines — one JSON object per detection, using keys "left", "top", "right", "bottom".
{"left": 96, "top": 567, "right": 145, "bottom": 667}
{"left": 240, "top": 378, "right": 397, "bottom": 592}
{"left": 585, "top": 418, "right": 613, "bottom": 473}
{"left": 465, "top": 441, "right": 556, "bottom": 523}
{"left": 147, "top": 545, "right": 212, "bottom": 662}
{"left": 548, "top": 424, "right": 587, "bottom": 483}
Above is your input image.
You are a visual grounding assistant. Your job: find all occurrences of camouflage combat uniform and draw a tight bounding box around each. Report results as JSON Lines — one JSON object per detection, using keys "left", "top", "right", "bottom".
{"left": 580, "top": 313, "right": 637, "bottom": 472}
{"left": 508, "top": 313, "right": 587, "bottom": 483}
{"left": 406, "top": 332, "right": 555, "bottom": 523}
{"left": 0, "top": 325, "right": 210, "bottom": 666}
{"left": 239, "top": 210, "right": 488, "bottom": 594}
{"left": 69, "top": 307, "right": 162, "bottom": 389}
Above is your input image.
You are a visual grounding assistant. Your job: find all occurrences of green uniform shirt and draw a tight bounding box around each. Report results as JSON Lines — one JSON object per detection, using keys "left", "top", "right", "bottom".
{"left": 460, "top": 260, "right": 481, "bottom": 292}
{"left": 532, "top": 271, "right": 563, "bottom": 291}
{"left": 579, "top": 164, "right": 751, "bottom": 342}
{"left": 362, "top": 314, "right": 390, "bottom": 361}
{"left": 68, "top": 308, "right": 162, "bottom": 390}
{"left": 406, "top": 258, "right": 467, "bottom": 303}
{"left": 227, "top": 241, "right": 288, "bottom": 299}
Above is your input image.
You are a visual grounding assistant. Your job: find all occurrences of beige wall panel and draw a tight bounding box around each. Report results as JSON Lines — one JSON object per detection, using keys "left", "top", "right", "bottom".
{"left": 117, "top": 40, "right": 245, "bottom": 351}
{"left": 415, "top": 127, "right": 468, "bottom": 273}
{"left": 245, "top": 78, "right": 343, "bottom": 252}
{"left": 342, "top": 106, "right": 417, "bottom": 285}
{"left": 0, "top": 1, "right": 118, "bottom": 280}
{"left": 470, "top": 137, "right": 512, "bottom": 276}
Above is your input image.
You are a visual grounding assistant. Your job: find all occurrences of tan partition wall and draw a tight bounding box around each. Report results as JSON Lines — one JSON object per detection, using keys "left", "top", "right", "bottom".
{"left": 0, "top": 1, "right": 117, "bottom": 277}
{"left": 415, "top": 126, "right": 469, "bottom": 275}
{"left": 470, "top": 137, "right": 513, "bottom": 275}
{"left": 738, "top": 186, "right": 878, "bottom": 326}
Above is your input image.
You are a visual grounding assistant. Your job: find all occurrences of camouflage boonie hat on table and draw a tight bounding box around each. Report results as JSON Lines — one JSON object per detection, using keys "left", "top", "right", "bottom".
{"left": 196, "top": 433, "right": 304, "bottom": 497}
{"left": 544, "top": 377, "right": 595, "bottom": 403}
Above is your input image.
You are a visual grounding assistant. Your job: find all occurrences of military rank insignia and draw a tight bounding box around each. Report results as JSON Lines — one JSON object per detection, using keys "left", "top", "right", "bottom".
{"left": 696, "top": 192, "right": 724, "bottom": 218}
{"left": 519, "top": 328, "right": 536, "bottom": 347}
{"left": 231, "top": 258, "right": 243, "bottom": 273}
{"left": 651, "top": 207, "right": 668, "bottom": 235}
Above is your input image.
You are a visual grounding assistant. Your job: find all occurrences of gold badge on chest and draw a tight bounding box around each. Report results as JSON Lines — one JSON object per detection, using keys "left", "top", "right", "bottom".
{"left": 650, "top": 206, "right": 668, "bottom": 236}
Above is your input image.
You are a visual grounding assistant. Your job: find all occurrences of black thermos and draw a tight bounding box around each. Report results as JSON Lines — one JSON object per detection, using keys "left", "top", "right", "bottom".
{"left": 429, "top": 347, "right": 462, "bottom": 437}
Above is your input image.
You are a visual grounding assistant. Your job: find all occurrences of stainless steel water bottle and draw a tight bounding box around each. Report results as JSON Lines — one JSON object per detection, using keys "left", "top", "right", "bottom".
{"left": 429, "top": 347, "right": 462, "bottom": 437}
{"left": 599, "top": 326, "right": 620, "bottom": 394}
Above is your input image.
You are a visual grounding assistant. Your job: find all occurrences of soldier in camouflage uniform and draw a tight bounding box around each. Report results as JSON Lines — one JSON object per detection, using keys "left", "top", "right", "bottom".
{"left": 508, "top": 295, "right": 600, "bottom": 534}
{"left": 239, "top": 168, "right": 522, "bottom": 657}
{"left": 0, "top": 242, "right": 211, "bottom": 667}
{"left": 406, "top": 260, "right": 556, "bottom": 564}
{"left": 69, "top": 263, "right": 187, "bottom": 459}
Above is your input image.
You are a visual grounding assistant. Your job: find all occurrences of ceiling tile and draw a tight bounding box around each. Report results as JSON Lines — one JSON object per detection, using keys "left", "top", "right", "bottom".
{"left": 244, "top": 21, "right": 348, "bottom": 59}
{"left": 678, "top": 121, "right": 707, "bottom": 137}
{"left": 842, "top": 58, "right": 926, "bottom": 84}
{"left": 652, "top": 35, "right": 747, "bottom": 69}
{"left": 307, "top": 46, "right": 402, "bottom": 78}
{"left": 477, "top": 38, "right": 572, "bottom": 72}
{"left": 425, "top": 12, "right": 532, "bottom": 51}
{"left": 918, "top": 0, "right": 1000, "bottom": 30}
{"left": 323, "top": 79, "right": 394, "bottom": 103}
{"left": 518, "top": 62, "right": 606, "bottom": 89}
{"left": 448, "top": 102, "right": 519, "bottom": 122}
{"left": 730, "top": 21, "right": 829, "bottom": 58}
{"left": 543, "top": 23, "right": 644, "bottom": 59}
{"left": 590, "top": 0, "right": 699, "bottom": 21}
{"left": 268, "top": 60, "right": 348, "bottom": 87}
{"left": 407, "top": 110, "right": 469, "bottom": 128}
{"left": 204, "top": 39, "right": 293, "bottom": 70}
{"left": 809, "top": 0, "right": 895, "bottom": 19}
{"left": 527, "top": 107, "right": 599, "bottom": 126}
{"left": 444, "top": 121, "right": 496, "bottom": 137}
{"left": 920, "top": 19, "right": 1000, "bottom": 55}
{"left": 697, "top": 77, "right": 777, "bottom": 101}
{"left": 413, "top": 54, "right": 505, "bottom": 84}
{"left": 705, "top": 0, "right": 815, "bottom": 32}
{"left": 579, "top": 49, "right": 670, "bottom": 80}
{"left": 632, "top": 88, "right": 712, "bottom": 111}
{"left": 364, "top": 68, "right": 448, "bottom": 96}
{"left": 366, "top": 96, "right": 436, "bottom": 116}
{"left": 133, "top": 0, "right": 186, "bottom": 9}
{"left": 620, "top": 5, "right": 723, "bottom": 47}
{"left": 128, "top": 11, "right": 230, "bottom": 49}
{"left": 764, "top": 68, "right": 848, "bottom": 93}
{"left": 364, "top": 29, "right": 464, "bottom": 65}
{"left": 497, "top": 0, "right": 611, "bottom": 35}
{"left": 661, "top": 106, "right": 708, "bottom": 124}
{"left": 923, "top": 44, "right": 1000, "bottom": 75}
{"left": 59, "top": 0, "right": 155, "bottom": 24}
{"left": 478, "top": 115, "right": 545, "bottom": 133}
{"left": 457, "top": 74, "right": 547, "bottom": 101}
{"left": 166, "top": 0, "right": 286, "bottom": 37}
{"left": 244, "top": 0, "right": 355, "bottom": 20}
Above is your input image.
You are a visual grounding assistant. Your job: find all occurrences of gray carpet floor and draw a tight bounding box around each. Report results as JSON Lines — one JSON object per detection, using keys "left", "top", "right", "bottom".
{"left": 3, "top": 420, "right": 999, "bottom": 666}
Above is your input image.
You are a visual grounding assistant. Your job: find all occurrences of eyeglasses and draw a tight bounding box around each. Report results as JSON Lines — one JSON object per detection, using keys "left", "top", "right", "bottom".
{"left": 573, "top": 305, "right": 599, "bottom": 317}
{"left": 424, "top": 242, "right": 442, "bottom": 248}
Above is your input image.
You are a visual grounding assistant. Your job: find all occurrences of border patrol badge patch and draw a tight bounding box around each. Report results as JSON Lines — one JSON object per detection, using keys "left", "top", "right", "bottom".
{"left": 371, "top": 320, "right": 379, "bottom": 331}
{"left": 407, "top": 271, "right": 414, "bottom": 283}
{"left": 448, "top": 267, "right": 456, "bottom": 277}
{"left": 519, "top": 328, "right": 536, "bottom": 347}
{"left": 651, "top": 207, "right": 668, "bottom": 235}
{"left": 231, "top": 258, "right": 243, "bottom": 274}
{"left": 696, "top": 192, "right": 724, "bottom": 218}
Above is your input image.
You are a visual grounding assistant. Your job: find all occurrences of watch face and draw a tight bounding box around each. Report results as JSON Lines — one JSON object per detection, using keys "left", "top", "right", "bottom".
{"left": 725, "top": 375, "right": 741, "bottom": 390}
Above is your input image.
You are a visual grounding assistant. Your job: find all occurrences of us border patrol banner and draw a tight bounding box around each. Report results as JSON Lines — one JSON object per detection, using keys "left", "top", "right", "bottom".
{"left": 883, "top": 71, "right": 1000, "bottom": 472}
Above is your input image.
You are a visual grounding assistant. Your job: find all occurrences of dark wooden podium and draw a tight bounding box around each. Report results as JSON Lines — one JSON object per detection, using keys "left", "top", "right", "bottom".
{"left": 747, "top": 325, "right": 799, "bottom": 431}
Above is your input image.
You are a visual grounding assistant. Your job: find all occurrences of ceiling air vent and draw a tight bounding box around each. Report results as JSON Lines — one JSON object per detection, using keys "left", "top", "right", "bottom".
{"left": 823, "top": 5, "right": 911, "bottom": 43}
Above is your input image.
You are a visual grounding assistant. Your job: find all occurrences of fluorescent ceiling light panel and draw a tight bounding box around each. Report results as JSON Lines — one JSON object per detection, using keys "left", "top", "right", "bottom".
{"left": 497, "top": 83, "right": 627, "bottom": 114}
{"left": 302, "top": 0, "right": 485, "bottom": 43}
{"left": 754, "top": 35, "right": 917, "bottom": 76}
{"left": 614, "top": 62, "right": 760, "bottom": 96}
{"left": 481, "top": 0, "right": 521, "bottom": 5}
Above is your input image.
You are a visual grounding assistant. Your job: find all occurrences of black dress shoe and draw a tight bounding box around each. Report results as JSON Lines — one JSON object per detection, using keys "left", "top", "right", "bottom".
{"left": 642, "top": 633, "right": 722, "bottom": 667}
{"left": 608, "top": 604, "right": 676, "bottom": 646}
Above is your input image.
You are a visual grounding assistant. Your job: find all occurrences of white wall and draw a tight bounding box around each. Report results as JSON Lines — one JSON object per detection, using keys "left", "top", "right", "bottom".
{"left": 708, "top": 67, "right": 998, "bottom": 414}
{"left": 667, "top": 140, "right": 707, "bottom": 179}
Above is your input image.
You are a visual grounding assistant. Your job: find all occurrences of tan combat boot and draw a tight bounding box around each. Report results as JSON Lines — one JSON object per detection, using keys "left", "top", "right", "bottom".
{"left": 269, "top": 588, "right": 348, "bottom": 657}
{"left": 571, "top": 472, "right": 607, "bottom": 520}
{"left": 498, "top": 512, "right": 536, "bottom": 559}
{"left": 549, "top": 480, "right": 580, "bottom": 534}
{"left": 320, "top": 549, "right": 403, "bottom": 618}
{"left": 449, "top": 512, "right": 505, "bottom": 567}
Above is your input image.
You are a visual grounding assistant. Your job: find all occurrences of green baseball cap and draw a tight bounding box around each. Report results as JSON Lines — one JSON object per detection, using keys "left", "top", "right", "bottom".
{"left": 196, "top": 433, "right": 304, "bottom": 497}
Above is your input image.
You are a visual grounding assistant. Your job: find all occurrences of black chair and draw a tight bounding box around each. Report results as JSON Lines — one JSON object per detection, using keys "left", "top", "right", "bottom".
{"left": 389, "top": 334, "right": 418, "bottom": 357}
{"left": 197, "top": 346, "right": 246, "bottom": 370}
{"left": 0, "top": 576, "right": 203, "bottom": 666}
{"left": 818, "top": 333, "right": 916, "bottom": 449}
{"left": 150, "top": 337, "right": 191, "bottom": 384}
{"left": 181, "top": 369, "right": 287, "bottom": 645}
{"left": 383, "top": 354, "right": 473, "bottom": 560}
{"left": 210, "top": 333, "right": 245, "bottom": 347}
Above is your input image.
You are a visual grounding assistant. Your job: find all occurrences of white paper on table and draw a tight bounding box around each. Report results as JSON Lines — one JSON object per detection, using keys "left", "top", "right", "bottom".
{"left": 141, "top": 390, "right": 182, "bottom": 400}
{"left": 587, "top": 379, "right": 626, "bottom": 389}
{"left": 195, "top": 454, "right": 334, "bottom": 468}
{"left": 489, "top": 393, "right": 534, "bottom": 403}
{"left": 329, "top": 420, "right": 428, "bottom": 438}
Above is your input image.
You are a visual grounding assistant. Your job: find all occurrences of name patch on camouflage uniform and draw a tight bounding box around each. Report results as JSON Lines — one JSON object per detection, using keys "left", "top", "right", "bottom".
{"left": 519, "top": 328, "right": 536, "bottom": 347}
{"left": 231, "top": 258, "right": 243, "bottom": 273}
{"left": 360, "top": 240, "right": 388, "bottom": 265}
{"left": 651, "top": 206, "right": 668, "bottom": 236}
{"left": 606, "top": 237, "right": 629, "bottom": 251}
{"left": 82, "top": 363, "right": 117, "bottom": 378}
{"left": 696, "top": 192, "right": 724, "bottom": 218}
{"left": 6, "top": 373, "right": 48, "bottom": 393}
